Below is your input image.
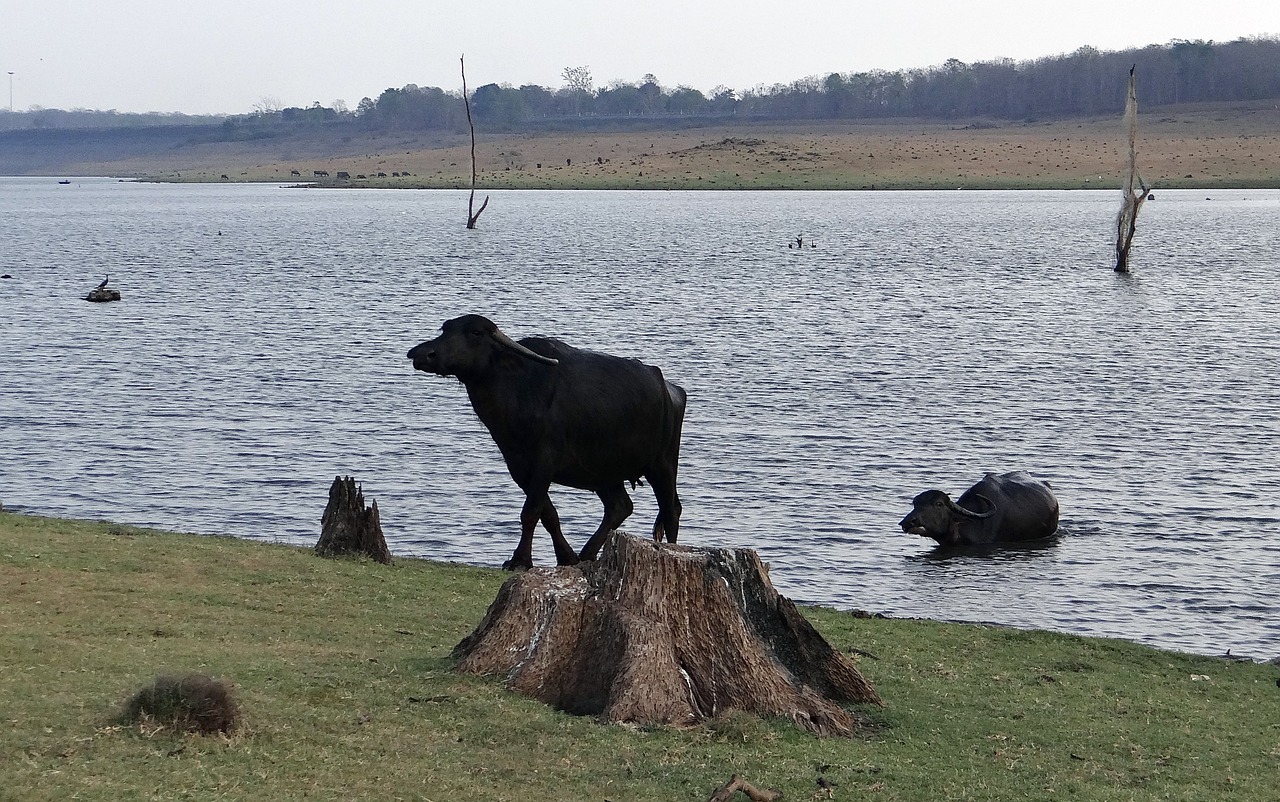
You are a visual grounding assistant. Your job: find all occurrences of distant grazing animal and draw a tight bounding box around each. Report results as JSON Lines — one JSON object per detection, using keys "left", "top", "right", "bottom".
{"left": 313, "top": 170, "right": 329, "bottom": 178}
{"left": 899, "top": 471, "right": 1059, "bottom": 546}
{"left": 407, "top": 314, "right": 687, "bottom": 570}
{"left": 290, "top": 170, "right": 301, "bottom": 177}
{"left": 336, "top": 171, "right": 351, "bottom": 180}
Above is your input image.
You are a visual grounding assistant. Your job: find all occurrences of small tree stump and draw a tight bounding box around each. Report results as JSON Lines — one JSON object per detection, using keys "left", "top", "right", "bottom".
{"left": 315, "top": 476, "right": 392, "bottom": 564}
{"left": 452, "top": 533, "right": 880, "bottom": 736}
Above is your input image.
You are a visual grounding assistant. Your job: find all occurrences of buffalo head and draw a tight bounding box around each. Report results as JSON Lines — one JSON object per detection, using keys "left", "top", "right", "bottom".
{"left": 408, "top": 314, "right": 557, "bottom": 379}
{"left": 899, "top": 489, "right": 993, "bottom": 543}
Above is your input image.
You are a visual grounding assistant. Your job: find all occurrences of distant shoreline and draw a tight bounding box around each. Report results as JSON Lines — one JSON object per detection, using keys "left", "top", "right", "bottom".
{"left": 17, "top": 102, "right": 1280, "bottom": 191}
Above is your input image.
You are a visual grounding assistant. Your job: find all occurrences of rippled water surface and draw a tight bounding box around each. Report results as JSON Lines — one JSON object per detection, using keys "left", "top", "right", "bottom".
{"left": 3, "top": 177, "right": 1278, "bottom": 659}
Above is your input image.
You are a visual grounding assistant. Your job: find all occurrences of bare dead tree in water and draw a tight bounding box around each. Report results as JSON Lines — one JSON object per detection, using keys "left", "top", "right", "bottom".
{"left": 461, "top": 55, "right": 489, "bottom": 229}
{"left": 1114, "top": 65, "right": 1148, "bottom": 272}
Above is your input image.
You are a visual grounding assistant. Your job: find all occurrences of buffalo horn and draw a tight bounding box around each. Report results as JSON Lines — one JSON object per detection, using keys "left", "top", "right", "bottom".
{"left": 490, "top": 328, "right": 559, "bottom": 365}
{"left": 948, "top": 493, "right": 995, "bottom": 519}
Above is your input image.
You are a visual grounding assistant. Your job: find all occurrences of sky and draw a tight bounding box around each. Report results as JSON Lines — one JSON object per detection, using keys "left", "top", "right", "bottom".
{"left": 3, "top": 1, "right": 1278, "bottom": 115}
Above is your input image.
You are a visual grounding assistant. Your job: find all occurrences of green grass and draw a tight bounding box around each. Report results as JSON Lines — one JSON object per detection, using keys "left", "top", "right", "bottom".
{"left": 2, "top": 510, "right": 1277, "bottom": 801}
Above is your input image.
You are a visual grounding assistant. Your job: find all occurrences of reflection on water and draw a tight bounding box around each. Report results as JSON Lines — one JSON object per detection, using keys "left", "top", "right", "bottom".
{"left": 908, "top": 535, "right": 1062, "bottom": 564}
{"left": 2, "top": 178, "right": 1279, "bottom": 660}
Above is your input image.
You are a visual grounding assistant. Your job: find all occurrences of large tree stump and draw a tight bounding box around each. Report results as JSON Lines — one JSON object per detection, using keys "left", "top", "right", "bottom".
{"left": 452, "top": 532, "right": 880, "bottom": 736}
{"left": 315, "top": 476, "right": 392, "bottom": 564}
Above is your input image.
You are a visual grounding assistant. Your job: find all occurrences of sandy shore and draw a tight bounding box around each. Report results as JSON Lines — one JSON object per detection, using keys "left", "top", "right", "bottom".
{"left": 64, "top": 102, "right": 1280, "bottom": 190}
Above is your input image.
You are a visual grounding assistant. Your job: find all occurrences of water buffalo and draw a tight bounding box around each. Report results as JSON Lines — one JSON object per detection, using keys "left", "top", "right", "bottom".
{"left": 407, "top": 314, "right": 686, "bottom": 570}
{"left": 899, "top": 471, "right": 1059, "bottom": 546}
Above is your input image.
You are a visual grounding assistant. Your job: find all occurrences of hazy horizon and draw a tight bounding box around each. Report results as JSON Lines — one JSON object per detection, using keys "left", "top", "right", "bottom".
{"left": 3, "top": 0, "right": 1278, "bottom": 116}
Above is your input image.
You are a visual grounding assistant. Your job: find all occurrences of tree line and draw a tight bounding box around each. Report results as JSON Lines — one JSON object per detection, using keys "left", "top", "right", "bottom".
{"left": 356, "top": 36, "right": 1280, "bottom": 131}
{"left": 344, "top": 36, "right": 1280, "bottom": 131}
{"left": 4, "top": 36, "right": 1278, "bottom": 134}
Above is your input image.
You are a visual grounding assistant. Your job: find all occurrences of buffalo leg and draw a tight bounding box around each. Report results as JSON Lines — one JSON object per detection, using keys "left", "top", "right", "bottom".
{"left": 503, "top": 495, "right": 542, "bottom": 571}
{"left": 647, "top": 466, "right": 682, "bottom": 544}
{"left": 505, "top": 490, "right": 578, "bottom": 570}
{"left": 577, "top": 484, "right": 634, "bottom": 561}
{"left": 537, "top": 498, "right": 580, "bottom": 566}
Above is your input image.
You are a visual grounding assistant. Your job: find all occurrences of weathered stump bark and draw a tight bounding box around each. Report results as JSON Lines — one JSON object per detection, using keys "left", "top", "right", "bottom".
{"left": 452, "top": 532, "right": 880, "bottom": 736}
{"left": 315, "top": 476, "right": 392, "bottom": 564}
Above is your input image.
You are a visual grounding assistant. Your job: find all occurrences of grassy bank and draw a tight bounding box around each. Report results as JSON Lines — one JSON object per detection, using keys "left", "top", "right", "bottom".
{"left": 2, "top": 510, "right": 1276, "bottom": 801}
{"left": 50, "top": 103, "right": 1280, "bottom": 191}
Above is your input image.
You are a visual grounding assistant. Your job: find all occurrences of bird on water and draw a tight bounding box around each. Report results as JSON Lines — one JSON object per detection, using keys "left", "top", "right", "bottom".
{"left": 96, "top": 275, "right": 109, "bottom": 289}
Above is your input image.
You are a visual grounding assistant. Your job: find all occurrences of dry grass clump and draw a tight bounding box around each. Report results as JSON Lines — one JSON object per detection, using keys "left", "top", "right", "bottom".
{"left": 118, "top": 673, "right": 241, "bottom": 735}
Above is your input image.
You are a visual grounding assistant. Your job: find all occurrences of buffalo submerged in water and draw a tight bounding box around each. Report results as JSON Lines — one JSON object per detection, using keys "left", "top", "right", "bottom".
{"left": 407, "top": 314, "right": 687, "bottom": 570}
{"left": 899, "top": 471, "right": 1060, "bottom": 546}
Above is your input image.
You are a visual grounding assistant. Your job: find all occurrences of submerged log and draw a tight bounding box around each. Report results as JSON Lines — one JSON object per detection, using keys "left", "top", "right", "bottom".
{"left": 315, "top": 476, "right": 392, "bottom": 564}
{"left": 452, "top": 532, "right": 880, "bottom": 736}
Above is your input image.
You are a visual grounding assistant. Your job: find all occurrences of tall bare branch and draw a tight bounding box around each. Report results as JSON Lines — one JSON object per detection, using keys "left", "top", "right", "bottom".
{"left": 461, "top": 55, "right": 489, "bottom": 230}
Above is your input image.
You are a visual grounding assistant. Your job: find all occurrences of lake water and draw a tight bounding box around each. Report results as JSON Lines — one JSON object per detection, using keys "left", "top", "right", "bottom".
{"left": 2, "top": 177, "right": 1278, "bottom": 660}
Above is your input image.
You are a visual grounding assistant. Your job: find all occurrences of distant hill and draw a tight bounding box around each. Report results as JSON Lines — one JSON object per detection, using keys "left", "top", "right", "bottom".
{"left": 0, "top": 126, "right": 229, "bottom": 174}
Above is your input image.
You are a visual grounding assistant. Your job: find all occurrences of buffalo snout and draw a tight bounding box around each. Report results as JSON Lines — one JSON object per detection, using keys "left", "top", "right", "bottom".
{"left": 899, "top": 512, "right": 925, "bottom": 535}
{"left": 407, "top": 341, "right": 439, "bottom": 374}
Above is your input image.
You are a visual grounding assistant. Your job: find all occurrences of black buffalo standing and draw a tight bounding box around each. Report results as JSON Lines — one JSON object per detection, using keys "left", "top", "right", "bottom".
{"left": 407, "top": 314, "right": 687, "bottom": 570}
{"left": 898, "top": 471, "right": 1060, "bottom": 546}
